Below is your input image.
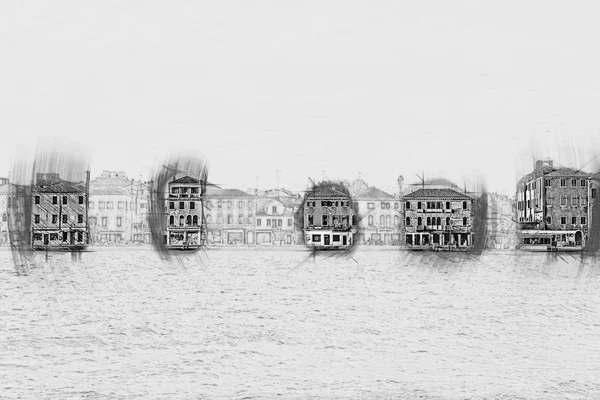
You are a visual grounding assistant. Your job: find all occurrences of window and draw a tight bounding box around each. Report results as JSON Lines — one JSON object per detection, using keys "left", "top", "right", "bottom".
{"left": 307, "top": 215, "right": 313, "bottom": 225}
{"left": 62, "top": 214, "right": 68, "bottom": 224}
{"left": 78, "top": 232, "right": 83, "bottom": 242}
{"left": 405, "top": 217, "right": 411, "bottom": 226}
{"left": 322, "top": 215, "right": 328, "bottom": 226}
{"left": 99, "top": 201, "right": 105, "bottom": 209}
{"left": 89, "top": 201, "right": 94, "bottom": 209}
{"left": 34, "top": 214, "right": 40, "bottom": 223}
{"left": 217, "top": 201, "right": 222, "bottom": 209}
{"left": 581, "top": 196, "right": 587, "bottom": 206}
{"left": 238, "top": 214, "right": 244, "bottom": 224}
{"left": 169, "top": 202, "right": 175, "bottom": 209}
{"left": 78, "top": 214, "right": 84, "bottom": 223}
{"left": 62, "top": 232, "right": 68, "bottom": 242}
{"left": 272, "top": 206, "right": 277, "bottom": 214}
{"left": 394, "top": 215, "right": 399, "bottom": 227}
{"left": 426, "top": 217, "right": 431, "bottom": 225}
{"left": 2, "top": 214, "right": 6, "bottom": 222}
{"left": 571, "top": 179, "right": 577, "bottom": 187}
{"left": 206, "top": 214, "right": 212, "bottom": 224}
{"left": 333, "top": 235, "right": 340, "bottom": 242}
{"left": 267, "top": 219, "right": 271, "bottom": 226}
{"left": 52, "top": 196, "right": 58, "bottom": 204}
{"left": 186, "top": 215, "right": 192, "bottom": 225}
{"left": 193, "top": 215, "right": 198, "bottom": 225}
{"left": 179, "top": 215, "right": 185, "bottom": 226}
{"left": 312, "top": 235, "right": 321, "bottom": 242}
{"left": 463, "top": 217, "right": 467, "bottom": 226}
{"left": 545, "top": 197, "right": 552, "bottom": 205}
{"left": 228, "top": 201, "right": 233, "bottom": 209}
{"left": 417, "top": 202, "right": 422, "bottom": 209}
{"left": 572, "top": 217, "right": 577, "bottom": 225}
{"left": 446, "top": 217, "right": 450, "bottom": 225}
{"left": 368, "top": 203, "right": 374, "bottom": 209}
{"left": 278, "top": 219, "right": 282, "bottom": 227}
{"left": 190, "top": 202, "right": 195, "bottom": 210}
{"left": 368, "top": 215, "right": 374, "bottom": 226}
{"left": 227, "top": 214, "right": 233, "bottom": 224}
{"left": 118, "top": 201, "right": 124, "bottom": 209}
{"left": 239, "top": 201, "right": 244, "bottom": 209}
{"left": 381, "top": 202, "right": 386, "bottom": 209}
{"left": 62, "top": 196, "right": 67, "bottom": 205}
{"left": 405, "top": 201, "right": 411, "bottom": 210}
{"left": 462, "top": 201, "right": 467, "bottom": 209}
{"left": 79, "top": 196, "right": 84, "bottom": 205}
{"left": 217, "top": 214, "right": 223, "bottom": 224}
{"left": 285, "top": 218, "right": 291, "bottom": 227}
{"left": 560, "top": 216, "right": 566, "bottom": 225}
{"left": 545, "top": 179, "right": 551, "bottom": 187}
{"left": 560, "top": 179, "right": 566, "bottom": 187}
{"left": 581, "top": 179, "right": 587, "bottom": 187}
{"left": 572, "top": 195, "right": 578, "bottom": 207}
{"left": 257, "top": 218, "right": 262, "bottom": 226}
{"left": 102, "top": 217, "right": 107, "bottom": 227}
{"left": 33, "top": 233, "right": 42, "bottom": 241}
{"left": 380, "top": 215, "right": 385, "bottom": 226}
{"left": 179, "top": 202, "right": 185, "bottom": 210}
{"left": 117, "top": 217, "right": 122, "bottom": 227}
{"left": 546, "top": 216, "right": 551, "bottom": 225}
{"left": 446, "top": 201, "right": 450, "bottom": 209}
{"left": 35, "top": 196, "right": 40, "bottom": 204}
{"left": 50, "top": 233, "right": 58, "bottom": 241}
{"left": 560, "top": 196, "right": 567, "bottom": 206}
{"left": 581, "top": 217, "right": 587, "bottom": 225}
{"left": 394, "top": 203, "right": 399, "bottom": 209}
{"left": 386, "top": 215, "right": 392, "bottom": 227}
{"left": 417, "top": 217, "right": 422, "bottom": 226}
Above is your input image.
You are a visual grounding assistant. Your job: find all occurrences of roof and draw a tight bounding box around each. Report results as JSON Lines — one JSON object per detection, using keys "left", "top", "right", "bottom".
{"left": 170, "top": 176, "right": 201, "bottom": 184}
{"left": 305, "top": 185, "right": 350, "bottom": 199}
{"left": 355, "top": 187, "right": 396, "bottom": 200}
{"left": 408, "top": 178, "right": 459, "bottom": 188}
{"left": 206, "top": 187, "right": 254, "bottom": 198}
{"left": 401, "top": 188, "right": 472, "bottom": 200}
{"left": 34, "top": 180, "right": 86, "bottom": 193}
{"left": 544, "top": 168, "right": 590, "bottom": 177}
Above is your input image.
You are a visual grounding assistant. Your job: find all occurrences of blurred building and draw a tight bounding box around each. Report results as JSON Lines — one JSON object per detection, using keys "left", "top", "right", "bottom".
{"left": 205, "top": 188, "right": 255, "bottom": 245}
{"left": 354, "top": 187, "right": 401, "bottom": 245}
{"left": 0, "top": 182, "right": 30, "bottom": 246}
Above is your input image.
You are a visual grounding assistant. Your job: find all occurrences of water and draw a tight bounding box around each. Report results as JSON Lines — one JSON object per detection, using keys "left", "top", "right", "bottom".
{"left": 1, "top": 248, "right": 600, "bottom": 399}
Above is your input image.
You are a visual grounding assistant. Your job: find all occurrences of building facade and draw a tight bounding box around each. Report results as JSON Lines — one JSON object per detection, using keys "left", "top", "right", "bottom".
{"left": 402, "top": 188, "right": 474, "bottom": 250}
{"left": 302, "top": 184, "right": 357, "bottom": 248}
{"left": 165, "top": 176, "right": 205, "bottom": 248}
{"left": 31, "top": 173, "right": 89, "bottom": 250}
{"left": 0, "top": 183, "right": 30, "bottom": 246}
{"left": 354, "top": 187, "right": 401, "bottom": 245}
{"left": 205, "top": 188, "right": 255, "bottom": 245}
{"left": 516, "top": 160, "right": 590, "bottom": 248}
{"left": 255, "top": 198, "right": 297, "bottom": 245}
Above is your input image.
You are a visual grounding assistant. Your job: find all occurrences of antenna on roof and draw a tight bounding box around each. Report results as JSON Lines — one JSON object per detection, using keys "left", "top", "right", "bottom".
{"left": 416, "top": 172, "right": 425, "bottom": 191}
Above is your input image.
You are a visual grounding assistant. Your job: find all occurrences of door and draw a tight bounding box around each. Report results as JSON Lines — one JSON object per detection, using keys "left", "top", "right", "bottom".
{"left": 342, "top": 236, "right": 347, "bottom": 246}
{"left": 70, "top": 232, "right": 75, "bottom": 245}
{"left": 247, "top": 231, "right": 254, "bottom": 244}
{"left": 43, "top": 234, "right": 49, "bottom": 245}
{"left": 324, "top": 235, "right": 330, "bottom": 245}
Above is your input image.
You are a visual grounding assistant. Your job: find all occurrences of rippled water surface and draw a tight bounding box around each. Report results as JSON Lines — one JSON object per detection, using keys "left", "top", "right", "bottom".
{"left": 1, "top": 248, "right": 600, "bottom": 399}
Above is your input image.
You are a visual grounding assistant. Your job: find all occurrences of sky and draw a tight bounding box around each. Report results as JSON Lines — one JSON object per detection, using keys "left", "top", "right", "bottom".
{"left": 2, "top": 1, "right": 600, "bottom": 196}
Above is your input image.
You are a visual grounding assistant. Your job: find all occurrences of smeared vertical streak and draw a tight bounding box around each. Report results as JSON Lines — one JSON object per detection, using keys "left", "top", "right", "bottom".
{"left": 148, "top": 151, "right": 209, "bottom": 264}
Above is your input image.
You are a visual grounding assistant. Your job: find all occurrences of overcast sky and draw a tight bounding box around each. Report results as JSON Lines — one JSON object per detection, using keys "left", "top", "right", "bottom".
{"left": 2, "top": 1, "right": 600, "bottom": 195}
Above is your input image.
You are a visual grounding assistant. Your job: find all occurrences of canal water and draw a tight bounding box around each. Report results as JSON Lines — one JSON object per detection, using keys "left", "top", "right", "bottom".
{"left": 1, "top": 249, "right": 599, "bottom": 399}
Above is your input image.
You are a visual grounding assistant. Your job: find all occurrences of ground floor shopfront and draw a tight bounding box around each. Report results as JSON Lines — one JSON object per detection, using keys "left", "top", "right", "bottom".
{"left": 256, "top": 229, "right": 296, "bottom": 245}
{"left": 405, "top": 231, "right": 472, "bottom": 249}
{"left": 356, "top": 230, "right": 401, "bottom": 245}
{"left": 304, "top": 229, "right": 354, "bottom": 248}
{"left": 206, "top": 228, "right": 256, "bottom": 245}
{"left": 165, "top": 228, "right": 202, "bottom": 247}
{"left": 32, "top": 229, "right": 87, "bottom": 249}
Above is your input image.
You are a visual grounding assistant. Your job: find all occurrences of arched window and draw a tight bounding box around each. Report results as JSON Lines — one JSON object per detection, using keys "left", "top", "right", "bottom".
{"left": 2, "top": 213, "right": 7, "bottom": 222}
{"left": 417, "top": 217, "right": 422, "bottom": 226}
{"left": 179, "top": 215, "right": 185, "bottom": 226}
{"left": 186, "top": 215, "right": 192, "bottom": 225}
{"left": 380, "top": 215, "right": 385, "bottom": 226}
{"left": 368, "top": 215, "right": 374, "bottom": 226}
{"left": 446, "top": 201, "right": 450, "bottom": 209}
{"left": 217, "top": 214, "right": 223, "bottom": 224}
{"left": 426, "top": 217, "right": 431, "bottom": 225}
{"left": 169, "top": 215, "right": 175, "bottom": 226}
{"left": 206, "top": 214, "right": 212, "bottom": 224}
{"left": 436, "top": 217, "right": 441, "bottom": 226}
{"left": 394, "top": 215, "right": 399, "bottom": 227}
{"left": 193, "top": 215, "right": 198, "bottom": 225}
{"left": 462, "top": 201, "right": 467, "bottom": 209}
{"left": 16, "top": 213, "right": 22, "bottom": 222}
{"left": 248, "top": 214, "right": 254, "bottom": 224}
{"left": 446, "top": 217, "right": 450, "bottom": 225}
{"left": 238, "top": 214, "right": 244, "bottom": 224}
{"left": 405, "top": 217, "right": 411, "bottom": 226}
{"left": 463, "top": 217, "right": 467, "bottom": 226}
{"left": 405, "top": 201, "right": 410, "bottom": 210}
{"left": 386, "top": 215, "right": 391, "bottom": 227}
{"left": 227, "top": 214, "right": 233, "bottom": 224}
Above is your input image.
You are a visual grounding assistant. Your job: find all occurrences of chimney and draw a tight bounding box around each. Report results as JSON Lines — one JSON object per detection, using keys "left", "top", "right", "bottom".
{"left": 397, "top": 175, "right": 404, "bottom": 196}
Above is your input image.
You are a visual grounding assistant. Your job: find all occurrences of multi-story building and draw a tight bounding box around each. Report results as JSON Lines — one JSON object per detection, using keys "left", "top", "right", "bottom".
{"left": 89, "top": 171, "right": 151, "bottom": 245}
{"left": 402, "top": 188, "right": 474, "bottom": 250}
{"left": 485, "top": 193, "right": 518, "bottom": 250}
{"left": 516, "top": 159, "right": 591, "bottom": 249}
{"left": 354, "top": 187, "right": 401, "bottom": 245}
{"left": 31, "top": 173, "right": 89, "bottom": 250}
{"left": 0, "top": 182, "right": 30, "bottom": 246}
{"left": 255, "top": 197, "right": 296, "bottom": 245}
{"left": 205, "top": 188, "right": 255, "bottom": 245}
{"left": 165, "top": 176, "right": 206, "bottom": 248}
{"left": 302, "top": 183, "right": 358, "bottom": 249}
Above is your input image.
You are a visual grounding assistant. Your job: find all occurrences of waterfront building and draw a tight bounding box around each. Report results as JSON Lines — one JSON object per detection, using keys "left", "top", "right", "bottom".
{"left": 205, "top": 188, "right": 255, "bottom": 245}
{"left": 255, "top": 197, "right": 296, "bottom": 245}
{"left": 485, "top": 193, "right": 518, "bottom": 250}
{"left": 402, "top": 188, "right": 474, "bottom": 250}
{"left": 165, "top": 176, "right": 206, "bottom": 248}
{"left": 31, "top": 173, "right": 89, "bottom": 250}
{"left": 0, "top": 182, "right": 30, "bottom": 246}
{"left": 89, "top": 171, "right": 151, "bottom": 245}
{"left": 516, "top": 160, "right": 591, "bottom": 249}
{"left": 354, "top": 186, "right": 401, "bottom": 245}
{"left": 302, "top": 183, "right": 358, "bottom": 248}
